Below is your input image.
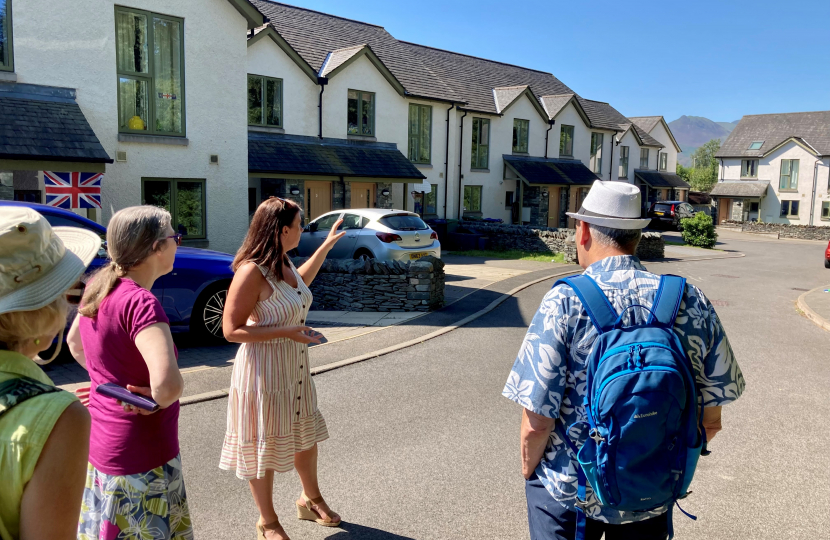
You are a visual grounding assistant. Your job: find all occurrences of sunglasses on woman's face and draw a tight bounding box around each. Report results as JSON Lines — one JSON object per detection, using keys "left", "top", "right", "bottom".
{"left": 166, "top": 234, "right": 183, "bottom": 246}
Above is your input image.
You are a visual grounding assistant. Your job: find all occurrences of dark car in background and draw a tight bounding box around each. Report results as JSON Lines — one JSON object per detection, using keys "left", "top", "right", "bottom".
{"left": 647, "top": 201, "right": 696, "bottom": 231}
{"left": 1, "top": 201, "right": 234, "bottom": 342}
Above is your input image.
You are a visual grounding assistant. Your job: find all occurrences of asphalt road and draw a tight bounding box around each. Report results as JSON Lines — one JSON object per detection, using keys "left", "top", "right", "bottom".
{"left": 180, "top": 231, "right": 830, "bottom": 539}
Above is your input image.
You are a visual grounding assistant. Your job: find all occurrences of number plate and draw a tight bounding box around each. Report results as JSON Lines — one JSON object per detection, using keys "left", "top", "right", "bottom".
{"left": 409, "top": 252, "right": 428, "bottom": 260}
{"left": 654, "top": 212, "right": 664, "bottom": 216}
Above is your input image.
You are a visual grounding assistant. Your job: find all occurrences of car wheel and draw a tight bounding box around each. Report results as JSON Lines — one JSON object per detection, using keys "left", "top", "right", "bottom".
{"left": 190, "top": 281, "right": 230, "bottom": 343}
{"left": 825, "top": 259, "right": 830, "bottom": 269}
{"left": 353, "top": 248, "right": 374, "bottom": 260}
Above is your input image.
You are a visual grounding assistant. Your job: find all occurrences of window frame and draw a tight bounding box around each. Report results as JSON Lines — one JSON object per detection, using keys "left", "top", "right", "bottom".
{"left": 115, "top": 6, "right": 186, "bottom": 137}
{"left": 822, "top": 201, "right": 830, "bottom": 221}
{"left": 512, "top": 118, "right": 530, "bottom": 154}
{"left": 640, "top": 148, "right": 650, "bottom": 169}
{"left": 780, "top": 200, "right": 800, "bottom": 218}
{"left": 463, "top": 185, "right": 483, "bottom": 214}
{"left": 559, "top": 125, "right": 574, "bottom": 157}
{"left": 741, "top": 159, "right": 758, "bottom": 178}
{"left": 141, "top": 178, "right": 207, "bottom": 240}
{"left": 619, "top": 145, "right": 629, "bottom": 178}
{"left": 247, "top": 74, "right": 283, "bottom": 128}
{"left": 659, "top": 152, "right": 668, "bottom": 171}
{"left": 408, "top": 103, "right": 432, "bottom": 164}
{"left": 423, "top": 183, "right": 438, "bottom": 216}
{"left": 471, "top": 118, "right": 490, "bottom": 169}
{"left": 779, "top": 159, "right": 799, "bottom": 191}
{"left": 748, "top": 141, "right": 764, "bottom": 150}
{"left": 590, "top": 132, "right": 603, "bottom": 174}
{"left": 0, "top": 0, "right": 13, "bottom": 72}
{"left": 347, "top": 89, "right": 375, "bottom": 136}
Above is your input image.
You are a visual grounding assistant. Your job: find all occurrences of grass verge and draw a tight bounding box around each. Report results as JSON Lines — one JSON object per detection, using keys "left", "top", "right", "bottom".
{"left": 450, "top": 249, "right": 566, "bottom": 263}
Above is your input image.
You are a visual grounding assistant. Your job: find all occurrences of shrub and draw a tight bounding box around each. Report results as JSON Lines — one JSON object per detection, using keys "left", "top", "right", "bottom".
{"left": 680, "top": 212, "right": 717, "bottom": 248}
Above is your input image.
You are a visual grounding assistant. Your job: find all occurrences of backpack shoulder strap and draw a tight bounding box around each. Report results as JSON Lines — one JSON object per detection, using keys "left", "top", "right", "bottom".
{"left": 554, "top": 274, "right": 618, "bottom": 334}
{"left": 648, "top": 275, "right": 687, "bottom": 328}
{"left": 0, "top": 376, "right": 63, "bottom": 420}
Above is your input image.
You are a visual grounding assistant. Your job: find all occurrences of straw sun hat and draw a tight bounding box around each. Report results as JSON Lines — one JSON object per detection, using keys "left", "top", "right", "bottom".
{"left": 567, "top": 180, "right": 652, "bottom": 230}
{"left": 0, "top": 207, "right": 101, "bottom": 315}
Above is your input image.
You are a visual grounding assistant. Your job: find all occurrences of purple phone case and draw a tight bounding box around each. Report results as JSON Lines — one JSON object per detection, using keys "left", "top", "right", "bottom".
{"left": 95, "top": 383, "right": 159, "bottom": 412}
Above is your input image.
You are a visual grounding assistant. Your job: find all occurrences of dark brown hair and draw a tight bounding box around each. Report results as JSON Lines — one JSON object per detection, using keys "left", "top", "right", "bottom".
{"left": 233, "top": 197, "right": 301, "bottom": 281}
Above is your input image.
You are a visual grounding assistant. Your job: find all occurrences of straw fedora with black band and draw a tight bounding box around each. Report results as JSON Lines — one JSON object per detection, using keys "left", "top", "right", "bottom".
{"left": 567, "top": 180, "right": 652, "bottom": 230}
{"left": 0, "top": 207, "right": 101, "bottom": 316}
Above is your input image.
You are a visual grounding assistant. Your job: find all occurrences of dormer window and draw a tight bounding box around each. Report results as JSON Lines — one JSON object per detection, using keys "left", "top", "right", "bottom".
{"left": 748, "top": 141, "right": 764, "bottom": 150}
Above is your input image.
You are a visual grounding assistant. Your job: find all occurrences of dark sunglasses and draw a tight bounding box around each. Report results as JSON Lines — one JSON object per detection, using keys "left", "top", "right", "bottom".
{"left": 166, "top": 233, "right": 183, "bottom": 246}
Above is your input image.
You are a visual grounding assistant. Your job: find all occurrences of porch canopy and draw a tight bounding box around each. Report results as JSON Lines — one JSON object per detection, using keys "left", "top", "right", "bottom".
{"left": 249, "top": 133, "right": 425, "bottom": 182}
{"left": 502, "top": 155, "right": 598, "bottom": 186}
{"left": 633, "top": 170, "right": 690, "bottom": 190}
{"left": 0, "top": 83, "right": 112, "bottom": 172}
{"left": 709, "top": 181, "right": 769, "bottom": 198}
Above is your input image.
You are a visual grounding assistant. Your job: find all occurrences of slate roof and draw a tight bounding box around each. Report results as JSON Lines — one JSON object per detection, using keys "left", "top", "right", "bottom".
{"left": 249, "top": 0, "right": 460, "bottom": 102}
{"left": 634, "top": 170, "right": 690, "bottom": 189}
{"left": 248, "top": 133, "right": 425, "bottom": 179}
{"left": 493, "top": 86, "right": 528, "bottom": 114}
{"left": 319, "top": 45, "right": 366, "bottom": 77}
{"left": 709, "top": 181, "right": 769, "bottom": 198}
{"left": 577, "top": 98, "right": 631, "bottom": 131}
{"left": 628, "top": 116, "right": 662, "bottom": 134}
{"left": 540, "top": 94, "right": 575, "bottom": 119}
{"left": 0, "top": 83, "right": 112, "bottom": 164}
{"left": 631, "top": 125, "right": 662, "bottom": 147}
{"left": 503, "top": 155, "right": 599, "bottom": 186}
{"left": 716, "top": 111, "right": 830, "bottom": 158}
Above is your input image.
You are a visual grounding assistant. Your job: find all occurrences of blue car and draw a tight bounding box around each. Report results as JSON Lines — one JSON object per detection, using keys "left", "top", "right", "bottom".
{"left": 1, "top": 201, "right": 235, "bottom": 342}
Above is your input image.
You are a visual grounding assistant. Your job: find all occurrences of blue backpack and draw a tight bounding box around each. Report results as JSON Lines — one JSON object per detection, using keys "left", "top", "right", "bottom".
{"left": 554, "top": 274, "right": 707, "bottom": 540}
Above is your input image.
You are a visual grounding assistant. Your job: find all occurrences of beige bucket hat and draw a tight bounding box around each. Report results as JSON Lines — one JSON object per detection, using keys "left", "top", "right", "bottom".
{"left": 0, "top": 207, "right": 101, "bottom": 315}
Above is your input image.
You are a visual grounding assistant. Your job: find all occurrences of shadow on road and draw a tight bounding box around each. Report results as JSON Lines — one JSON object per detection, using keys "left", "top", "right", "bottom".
{"left": 322, "top": 523, "right": 416, "bottom": 540}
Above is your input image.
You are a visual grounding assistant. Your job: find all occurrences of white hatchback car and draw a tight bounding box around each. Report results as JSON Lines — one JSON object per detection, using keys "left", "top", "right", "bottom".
{"left": 296, "top": 208, "right": 441, "bottom": 261}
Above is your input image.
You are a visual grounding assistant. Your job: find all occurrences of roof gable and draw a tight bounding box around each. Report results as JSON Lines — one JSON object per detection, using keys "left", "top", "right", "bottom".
{"left": 540, "top": 94, "right": 591, "bottom": 127}
{"left": 716, "top": 110, "right": 830, "bottom": 158}
{"left": 319, "top": 44, "right": 406, "bottom": 95}
{"left": 577, "top": 98, "right": 630, "bottom": 132}
{"left": 227, "top": 0, "right": 266, "bottom": 28}
{"left": 248, "top": 25, "right": 318, "bottom": 82}
{"left": 492, "top": 85, "right": 549, "bottom": 120}
{"left": 628, "top": 116, "right": 681, "bottom": 152}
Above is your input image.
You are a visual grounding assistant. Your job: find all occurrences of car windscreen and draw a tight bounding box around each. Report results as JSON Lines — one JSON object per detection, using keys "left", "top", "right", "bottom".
{"left": 378, "top": 214, "right": 428, "bottom": 231}
{"left": 652, "top": 203, "right": 674, "bottom": 213}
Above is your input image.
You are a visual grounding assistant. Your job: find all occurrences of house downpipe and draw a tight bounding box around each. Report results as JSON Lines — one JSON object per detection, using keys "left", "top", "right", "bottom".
{"left": 544, "top": 119, "right": 555, "bottom": 159}
{"left": 810, "top": 159, "right": 820, "bottom": 226}
{"left": 457, "top": 110, "right": 468, "bottom": 219}
{"left": 609, "top": 131, "right": 618, "bottom": 180}
{"left": 443, "top": 104, "right": 455, "bottom": 218}
{"left": 317, "top": 77, "right": 328, "bottom": 139}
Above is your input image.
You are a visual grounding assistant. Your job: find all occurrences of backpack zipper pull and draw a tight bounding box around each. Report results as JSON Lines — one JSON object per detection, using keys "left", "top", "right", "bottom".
{"left": 628, "top": 346, "right": 635, "bottom": 369}
{"left": 634, "top": 344, "right": 643, "bottom": 368}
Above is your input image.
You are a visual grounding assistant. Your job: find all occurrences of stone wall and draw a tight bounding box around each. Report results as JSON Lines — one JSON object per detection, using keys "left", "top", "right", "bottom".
{"left": 723, "top": 220, "right": 830, "bottom": 240}
{"left": 291, "top": 255, "right": 444, "bottom": 312}
{"left": 461, "top": 222, "right": 664, "bottom": 263}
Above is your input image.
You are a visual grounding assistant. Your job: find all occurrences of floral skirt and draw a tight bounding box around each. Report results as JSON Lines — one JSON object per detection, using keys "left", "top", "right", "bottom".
{"left": 77, "top": 454, "right": 193, "bottom": 540}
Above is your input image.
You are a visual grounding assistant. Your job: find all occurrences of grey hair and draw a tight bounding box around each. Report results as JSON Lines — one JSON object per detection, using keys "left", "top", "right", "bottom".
{"left": 588, "top": 223, "right": 641, "bottom": 252}
{"left": 79, "top": 205, "right": 172, "bottom": 317}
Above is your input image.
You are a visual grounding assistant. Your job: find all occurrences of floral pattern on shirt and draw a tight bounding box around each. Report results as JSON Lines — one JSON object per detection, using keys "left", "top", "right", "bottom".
{"left": 503, "top": 256, "right": 745, "bottom": 524}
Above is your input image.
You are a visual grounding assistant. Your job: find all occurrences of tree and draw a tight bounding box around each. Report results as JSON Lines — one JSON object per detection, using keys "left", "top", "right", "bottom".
{"left": 678, "top": 138, "right": 721, "bottom": 192}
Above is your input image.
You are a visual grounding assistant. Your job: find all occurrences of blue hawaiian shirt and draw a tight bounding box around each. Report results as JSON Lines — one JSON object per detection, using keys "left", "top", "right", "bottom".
{"left": 503, "top": 255, "right": 745, "bottom": 524}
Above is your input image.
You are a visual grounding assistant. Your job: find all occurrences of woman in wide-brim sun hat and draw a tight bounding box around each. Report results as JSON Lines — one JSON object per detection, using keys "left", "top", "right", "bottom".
{"left": 0, "top": 206, "right": 100, "bottom": 540}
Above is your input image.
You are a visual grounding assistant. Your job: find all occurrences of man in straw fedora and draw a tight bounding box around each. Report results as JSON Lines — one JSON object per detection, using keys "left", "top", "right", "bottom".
{"left": 502, "top": 181, "right": 745, "bottom": 539}
{"left": 0, "top": 206, "right": 101, "bottom": 539}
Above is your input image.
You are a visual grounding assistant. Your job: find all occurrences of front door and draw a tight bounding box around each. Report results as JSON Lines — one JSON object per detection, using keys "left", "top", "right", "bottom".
{"left": 305, "top": 181, "right": 332, "bottom": 222}
{"left": 717, "top": 198, "right": 730, "bottom": 224}
{"left": 349, "top": 182, "right": 376, "bottom": 209}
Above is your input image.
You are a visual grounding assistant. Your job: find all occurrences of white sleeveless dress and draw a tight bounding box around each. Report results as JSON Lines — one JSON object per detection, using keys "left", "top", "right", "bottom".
{"left": 219, "top": 262, "right": 328, "bottom": 480}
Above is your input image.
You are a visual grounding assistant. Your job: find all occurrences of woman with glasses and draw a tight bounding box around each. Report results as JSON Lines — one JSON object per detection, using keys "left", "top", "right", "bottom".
{"left": 220, "top": 197, "right": 344, "bottom": 540}
{"left": 66, "top": 206, "right": 191, "bottom": 540}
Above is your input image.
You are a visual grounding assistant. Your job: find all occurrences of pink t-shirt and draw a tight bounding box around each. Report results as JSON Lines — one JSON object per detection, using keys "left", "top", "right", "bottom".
{"left": 80, "top": 278, "right": 180, "bottom": 476}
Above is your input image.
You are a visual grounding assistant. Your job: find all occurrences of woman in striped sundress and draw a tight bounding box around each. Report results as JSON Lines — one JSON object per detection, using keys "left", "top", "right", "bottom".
{"left": 220, "top": 197, "right": 344, "bottom": 540}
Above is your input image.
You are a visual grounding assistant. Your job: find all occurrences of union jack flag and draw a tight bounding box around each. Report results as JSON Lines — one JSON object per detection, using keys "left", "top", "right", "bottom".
{"left": 44, "top": 172, "right": 103, "bottom": 209}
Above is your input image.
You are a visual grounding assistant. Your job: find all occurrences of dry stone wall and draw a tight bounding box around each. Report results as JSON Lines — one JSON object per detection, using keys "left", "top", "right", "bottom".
{"left": 291, "top": 255, "right": 444, "bottom": 312}
{"left": 722, "top": 220, "right": 830, "bottom": 240}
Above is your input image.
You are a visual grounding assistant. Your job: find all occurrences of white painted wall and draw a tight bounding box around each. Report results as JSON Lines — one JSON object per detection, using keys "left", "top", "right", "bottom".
{"left": 648, "top": 121, "right": 678, "bottom": 173}
{"left": 721, "top": 143, "right": 830, "bottom": 225}
{"left": 616, "top": 129, "right": 640, "bottom": 183}
{"left": 13, "top": 0, "right": 251, "bottom": 254}
{"left": 549, "top": 103, "right": 592, "bottom": 165}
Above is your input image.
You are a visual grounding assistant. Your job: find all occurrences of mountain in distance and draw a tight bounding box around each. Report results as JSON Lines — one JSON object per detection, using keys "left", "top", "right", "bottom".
{"left": 668, "top": 116, "right": 740, "bottom": 167}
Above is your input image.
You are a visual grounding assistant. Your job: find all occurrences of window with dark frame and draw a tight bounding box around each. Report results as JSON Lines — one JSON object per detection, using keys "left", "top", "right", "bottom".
{"left": 741, "top": 159, "right": 758, "bottom": 178}
{"left": 619, "top": 146, "right": 629, "bottom": 178}
{"left": 779, "top": 159, "right": 799, "bottom": 190}
{"left": 640, "top": 148, "right": 649, "bottom": 169}
{"left": 116, "top": 7, "right": 185, "bottom": 136}
{"left": 0, "top": 0, "right": 12, "bottom": 71}
{"left": 559, "top": 125, "right": 574, "bottom": 157}
{"left": 513, "top": 119, "right": 529, "bottom": 153}
{"left": 505, "top": 191, "right": 514, "bottom": 207}
{"left": 424, "top": 184, "right": 438, "bottom": 215}
{"left": 464, "top": 185, "right": 482, "bottom": 213}
{"left": 590, "top": 133, "right": 603, "bottom": 174}
{"left": 749, "top": 201, "right": 759, "bottom": 213}
{"left": 659, "top": 152, "right": 668, "bottom": 171}
{"left": 822, "top": 201, "right": 830, "bottom": 220}
{"left": 408, "top": 104, "right": 432, "bottom": 163}
{"left": 248, "top": 75, "right": 282, "bottom": 127}
{"left": 142, "top": 178, "right": 206, "bottom": 239}
{"left": 348, "top": 89, "right": 374, "bottom": 136}
{"left": 748, "top": 141, "right": 764, "bottom": 150}
{"left": 780, "top": 200, "right": 799, "bottom": 218}
{"left": 471, "top": 118, "right": 490, "bottom": 169}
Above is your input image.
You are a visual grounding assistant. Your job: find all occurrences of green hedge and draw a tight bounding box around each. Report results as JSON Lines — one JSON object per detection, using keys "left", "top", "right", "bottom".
{"left": 680, "top": 212, "right": 718, "bottom": 248}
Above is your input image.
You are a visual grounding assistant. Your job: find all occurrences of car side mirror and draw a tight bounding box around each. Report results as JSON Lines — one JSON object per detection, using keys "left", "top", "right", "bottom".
{"left": 308, "top": 223, "right": 318, "bottom": 233}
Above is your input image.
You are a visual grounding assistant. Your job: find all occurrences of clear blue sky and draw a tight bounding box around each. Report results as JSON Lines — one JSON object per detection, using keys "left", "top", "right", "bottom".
{"left": 282, "top": 0, "right": 830, "bottom": 123}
